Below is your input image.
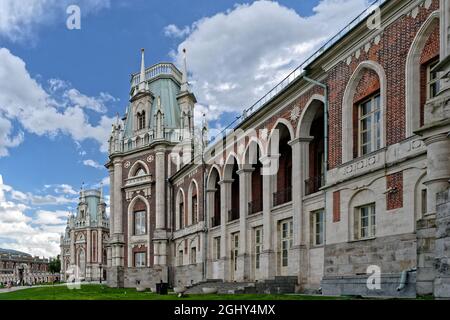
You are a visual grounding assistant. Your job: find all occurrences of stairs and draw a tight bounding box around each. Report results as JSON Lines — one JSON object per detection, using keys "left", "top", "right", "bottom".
{"left": 185, "top": 276, "right": 298, "bottom": 294}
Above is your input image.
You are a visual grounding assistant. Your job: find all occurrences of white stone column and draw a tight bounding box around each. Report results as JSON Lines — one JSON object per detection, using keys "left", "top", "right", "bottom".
{"left": 218, "top": 179, "right": 232, "bottom": 280}
{"left": 236, "top": 168, "right": 253, "bottom": 281}
{"left": 70, "top": 230, "right": 75, "bottom": 266}
{"left": 424, "top": 134, "right": 450, "bottom": 215}
{"left": 288, "top": 137, "right": 312, "bottom": 279}
{"left": 155, "top": 146, "right": 166, "bottom": 230}
{"left": 441, "top": 0, "right": 450, "bottom": 59}
{"left": 259, "top": 155, "right": 277, "bottom": 279}
{"left": 113, "top": 160, "right": 123, "bottom": 235}
{"left": 154, "top": 146, "right": 168, "bottom": 266}
{"left": 112, "top": 159, "right": 124, "bottom": 268}
{"left": 109, "top": 167, "right": 115, "bottom": 238}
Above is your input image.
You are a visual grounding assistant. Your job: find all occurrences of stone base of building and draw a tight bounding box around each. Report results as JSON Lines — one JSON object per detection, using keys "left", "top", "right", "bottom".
{"left": 107, "top": 266, "right": 124, "bottom": 288}
{"left": 122, "top": 266, "right": 169, "bottom": 291}
{"left": 171, "top": 263, "right": 203, "bottom": 287}
{"left": 321, "top": 272, "right": 417, "bottom": 298}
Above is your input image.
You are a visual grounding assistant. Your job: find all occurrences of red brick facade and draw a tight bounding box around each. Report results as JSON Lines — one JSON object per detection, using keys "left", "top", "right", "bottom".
{"left": 386, "top": 171, "right": 404, "bottom": 211}
{"left": 333, "top": 191, "right": 341, "bottom": 223}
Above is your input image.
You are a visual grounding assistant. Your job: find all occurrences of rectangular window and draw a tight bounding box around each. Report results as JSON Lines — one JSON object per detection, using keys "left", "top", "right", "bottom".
{"left": 178, "top": 250, "right": 183, "bottom": 266}
{"left": 214, "top": 237, "right": 221, "bottom": 260}
{"left": 357, "top": 204, "right": 376, "bottom": 239}
{"left": 427, "top": 59, "right": 440, "bottom": 99}
{"left": 280, "top": 220, "right": 292, "bottom": 267}
{"left": 254, "top": 227, "right": 263, "bottom": 270}
{"left": 134, "top": 252, "right": 146, "bottom": 268}
{"left": 190, "top": 247, "right": 196, "bottom": 264}
{"left": 312, "top": 210, "right": 324, "bottom": 246}
{"left": 359, "top": 94, "right": 381, "bottom": 156}
{"left": 134, "top": 211, "right": 146, "bottom": 235}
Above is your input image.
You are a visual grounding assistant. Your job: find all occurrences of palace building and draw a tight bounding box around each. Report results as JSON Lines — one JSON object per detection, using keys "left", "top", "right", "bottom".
{"left": 105, "top": 0, "right": 450, "bottom": 298}
{"left": 0, "top": 248, "right": 54, "bottom": 285}
{"left": 60, "top": 188, "right": 109, "bottom": 282}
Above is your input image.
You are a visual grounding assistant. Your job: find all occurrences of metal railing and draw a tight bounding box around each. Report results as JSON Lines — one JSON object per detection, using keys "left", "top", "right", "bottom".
{"left": 211, "top": 216, "right": 221, "bottom": 228}
{"left": 208, "top": 0, "right": 387, "bottom": 144}
{"left": 273, "top": 187, "right": 292, "bottom": 207}
{"left": 131, "top": 62, "right": 182, "bottom": 86}
{"left": 248, "top": 199, "right": 263, "bottom": 215}
{"left": 228, "top": 209, "right": 240, "bottom": 222}
{"left": 305, "top": 175, "right": 324, "bottom": 196}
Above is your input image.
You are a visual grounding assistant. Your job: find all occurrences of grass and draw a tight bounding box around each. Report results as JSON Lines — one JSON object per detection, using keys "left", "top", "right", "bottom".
{"left": 0, "top": 284, "right": 345, "bottom": 300}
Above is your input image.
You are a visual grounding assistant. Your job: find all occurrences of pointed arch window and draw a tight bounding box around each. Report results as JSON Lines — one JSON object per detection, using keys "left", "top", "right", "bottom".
{"left": 137, "top": 111, "right": 146, "bottom": 130}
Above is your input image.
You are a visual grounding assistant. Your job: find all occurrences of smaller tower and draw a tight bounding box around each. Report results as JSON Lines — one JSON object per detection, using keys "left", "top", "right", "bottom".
{"left": 177, "top": 48, "right": 197, "bottom": 165}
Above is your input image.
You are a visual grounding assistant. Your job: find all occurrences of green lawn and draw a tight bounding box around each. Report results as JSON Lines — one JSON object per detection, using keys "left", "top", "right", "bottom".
{"left": 0, "top": 284, "right": 344, "bottom": 300}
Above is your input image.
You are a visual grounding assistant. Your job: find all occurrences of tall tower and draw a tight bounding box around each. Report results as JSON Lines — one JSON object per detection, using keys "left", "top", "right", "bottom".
{"left": 106, "top": 49, "right": 196, "bottom": 289}
{"left": 60, "top": 187, "right": 109, "bottom": 282}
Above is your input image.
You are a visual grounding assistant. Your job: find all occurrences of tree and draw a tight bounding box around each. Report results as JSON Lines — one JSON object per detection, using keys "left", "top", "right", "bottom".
{"left": 49, "top": 255, "right": 61, "bottom": 274}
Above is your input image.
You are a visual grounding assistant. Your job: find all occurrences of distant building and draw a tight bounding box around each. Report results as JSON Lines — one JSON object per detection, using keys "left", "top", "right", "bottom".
{"left": 0, "top": 248, "right": 53, "bottom": 285}
{"left": 60, "top": 188, "right": 110, "bottom": 282}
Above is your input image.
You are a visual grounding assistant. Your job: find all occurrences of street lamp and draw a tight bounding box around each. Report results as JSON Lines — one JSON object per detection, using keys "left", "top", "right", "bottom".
{"left": 99, "top": 264, "right": 102, "bottom": 284}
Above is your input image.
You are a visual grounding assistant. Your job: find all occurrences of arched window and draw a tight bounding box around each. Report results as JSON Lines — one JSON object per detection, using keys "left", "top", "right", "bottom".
{"left": 137, "top": 111, "right": 146, "bottom": 130}
{"left": 342, "top": 61, "right": 386, "bottom": 162}
{"left": 189, "top": 181, "right": 199, "bottom": 225}
{"left": 406, "top": 12, "right": 440, "bottom": 136}
{"left": 246, "top": 141, "right": 263, "bottom": 214}
{"left": 270, "top": 122, "right": 293, "bottom": 206}
{"left": 298, "top": 96, "right": 325, "bottom": 195}
{"left": 224, "top": 156, "right": 240, "bottom": 222}
{"left": 135, "top": 168, "right": 146, "bottom": 177}
{"left": 176, "top": 190, "right": 185, "bottom": 230}
{"left": 207, "top": 167, "right": 221, "bottom": 227}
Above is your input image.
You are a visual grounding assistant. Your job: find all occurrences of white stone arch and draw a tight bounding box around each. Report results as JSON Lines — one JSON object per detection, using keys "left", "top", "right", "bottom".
{"left": 207, "top": 165, "right": 222, "bottom": 189}
{"left": 268, "top": 118, "right": 295, "bottom": 149}
{"left": 128, "top": 160, "right": 150, "bottom": 178}
{"left": 127, "top": 195, "right": 150, "bottom": 267}
{"left": 223, "top": 152, "right": 241, "bottom": 179}
{"left": 405, "top": 11, "right": 440, "bottom": 137}
{"left": 187, "top": 179, "right": 200, "bottom": 225}
{"left": 347, "top": 188, "right": 377, "bottom": 241}
{"left": 243, "top": 137, "right": 266, "bottom": 166}
{"left": 342, "top": 60, "right": 387, "bottom": 162}
{"left": 296, "top": 94, "right": 326, "bottom": 139}
{"left": 175, "top": 188, "right": 186, "bottom": 230}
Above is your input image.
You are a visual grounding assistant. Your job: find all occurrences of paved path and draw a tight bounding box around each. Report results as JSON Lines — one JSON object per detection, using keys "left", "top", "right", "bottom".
{"left": 0, "top": 281, "right": 101, "bottom": 294}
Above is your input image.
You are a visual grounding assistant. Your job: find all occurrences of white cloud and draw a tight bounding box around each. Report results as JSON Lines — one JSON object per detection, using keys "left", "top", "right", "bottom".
{"left": 0, "top": 0, "right": 111, "bottom": 42}
{"left": 168, "top": 0, "right": 369, "bottom": 120}
{"left": 54, "top": 184, "right": 78, "bottom": 195}
{"left": 0, "top": 175, "right": 66, "bottom": 257}
{"left": 83, "top": 159, "right": 104, "bottom": 169}
{"left": 33, "top": 210, "right": 68, "bottom": 225}
{"left": 0, "top": 48, "right": 116, "bottom": 156}
{"left": 164, "top": 24, "right": 191, "bottom": 38}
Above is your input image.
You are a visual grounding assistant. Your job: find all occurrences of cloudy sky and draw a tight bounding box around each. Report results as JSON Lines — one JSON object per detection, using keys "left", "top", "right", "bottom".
{"left": 0, "top": 0, "right": 371, "bottom": 257}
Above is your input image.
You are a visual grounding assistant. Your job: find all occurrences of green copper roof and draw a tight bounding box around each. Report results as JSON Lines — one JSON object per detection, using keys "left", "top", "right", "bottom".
{"left": 123, "top": 76, "right": 182, "bottom": 139}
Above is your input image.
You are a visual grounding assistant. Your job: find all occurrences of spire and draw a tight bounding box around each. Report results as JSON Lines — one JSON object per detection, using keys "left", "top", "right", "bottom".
{"left": 139, "top": 48, "right": 146, "bottom": 91}
{"left": 181, "top": 48, "right": 189, "bottom": 92}
{"left": 99, "top": 182, "right": 104, "bottom": 203}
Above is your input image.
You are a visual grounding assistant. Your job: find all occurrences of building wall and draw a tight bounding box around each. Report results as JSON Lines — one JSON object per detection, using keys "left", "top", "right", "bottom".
{"left": 106, "top": 0, "right": 450, "bottom": 297}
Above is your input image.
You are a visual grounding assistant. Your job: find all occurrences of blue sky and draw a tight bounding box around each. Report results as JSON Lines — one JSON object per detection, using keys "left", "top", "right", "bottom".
{"left": 0, "top": 0, "right": 370, "bottom": 257}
